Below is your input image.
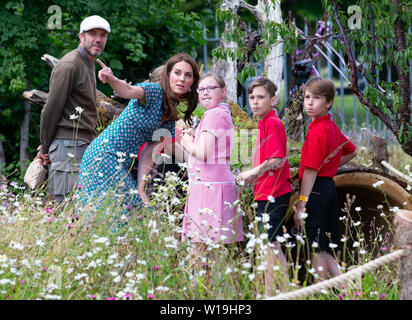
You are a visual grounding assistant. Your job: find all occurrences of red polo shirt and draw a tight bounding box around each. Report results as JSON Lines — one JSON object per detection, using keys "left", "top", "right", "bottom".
{"left": 136, "top": 127, "right": 181, "bottom": 160}
{"left": 253, "top": 110, "right": 292, "bottom": 200}
{"left": 298, "top": 114, "right": 356, "bottom": 181}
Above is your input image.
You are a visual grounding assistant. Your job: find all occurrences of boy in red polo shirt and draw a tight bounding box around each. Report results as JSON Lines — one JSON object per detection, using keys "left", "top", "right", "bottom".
{"left": 295, "top": 77, "right": 357, "bottom": 281}
{"left": 237, "top": 77, "right": 292, "bottom": 296}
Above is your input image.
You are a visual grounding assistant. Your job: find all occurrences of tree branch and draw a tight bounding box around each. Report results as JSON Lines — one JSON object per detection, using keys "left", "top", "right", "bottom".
{"left": 393, "top": 0, "right": 411, "bottom": 130}
{"left": 239, "top": 0, "right": 257, "bottom": 18}
{"left": 331, "top": 0, "right": 393, "bottom": 131}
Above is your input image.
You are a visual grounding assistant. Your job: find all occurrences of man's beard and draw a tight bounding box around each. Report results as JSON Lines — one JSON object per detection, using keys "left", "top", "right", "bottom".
{"left": 84, "top": 44, "right": 102, "bottom": 57}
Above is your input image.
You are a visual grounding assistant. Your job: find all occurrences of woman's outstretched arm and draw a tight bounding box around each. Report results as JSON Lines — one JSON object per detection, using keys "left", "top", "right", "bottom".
{"left": 97, "top": 59, "right": 145, "bottom": 100}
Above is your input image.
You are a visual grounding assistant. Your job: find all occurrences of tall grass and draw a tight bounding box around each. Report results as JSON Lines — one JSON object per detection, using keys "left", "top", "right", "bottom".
{"left": 1, "top": 148, "right": 410, "bottom": 300}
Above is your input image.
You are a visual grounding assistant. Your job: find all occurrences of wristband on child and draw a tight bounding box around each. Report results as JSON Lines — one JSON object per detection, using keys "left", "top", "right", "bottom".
{"left": 299, "top": 194, "right": 308, "bottom": 202}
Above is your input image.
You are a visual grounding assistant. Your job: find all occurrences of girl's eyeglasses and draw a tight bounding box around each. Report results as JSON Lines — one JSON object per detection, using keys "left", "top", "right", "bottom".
{"left": 197, "top": 86, "right": 221, "bottom": 94}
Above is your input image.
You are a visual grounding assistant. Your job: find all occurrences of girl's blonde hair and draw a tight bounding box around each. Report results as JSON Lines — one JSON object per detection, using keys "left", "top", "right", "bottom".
{"left": 199, "top": 72, "right": 226, "bottom": 88}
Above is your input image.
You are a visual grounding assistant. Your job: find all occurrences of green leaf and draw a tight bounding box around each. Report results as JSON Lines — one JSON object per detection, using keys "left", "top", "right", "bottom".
{"left": 109, "top": 59, "right": 123, "bottom": 71}
{"left": 2, "top": 109, "right": 12, "bottom": 120}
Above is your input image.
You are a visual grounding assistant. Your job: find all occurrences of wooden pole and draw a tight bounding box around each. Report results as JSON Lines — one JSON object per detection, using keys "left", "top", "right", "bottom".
{"left": 394, "top": 209, "right": 412, "bottom": 300}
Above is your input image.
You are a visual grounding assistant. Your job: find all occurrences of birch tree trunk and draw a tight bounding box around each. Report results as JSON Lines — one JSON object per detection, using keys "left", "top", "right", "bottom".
{"left": 20, "top": 78, "right": 31, "bottom": 175}
{"left": 212, "top": 0, "right": 284, "bottom": 104}
{"left": 241, "top": 0, "right": 283, "bottom": 97}
{"left": 211, "top": 0, "right": 240, "bottom": 104}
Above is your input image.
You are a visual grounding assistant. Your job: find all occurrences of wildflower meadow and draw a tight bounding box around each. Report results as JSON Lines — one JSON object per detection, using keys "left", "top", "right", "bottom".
{"left": 0, "top": 136, "right": 410, "bottom": 302}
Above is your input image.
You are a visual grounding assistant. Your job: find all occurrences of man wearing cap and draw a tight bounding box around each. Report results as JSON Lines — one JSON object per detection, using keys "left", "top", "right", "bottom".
{"left": 37, "top": 15, "right": 110, "bottom": 203}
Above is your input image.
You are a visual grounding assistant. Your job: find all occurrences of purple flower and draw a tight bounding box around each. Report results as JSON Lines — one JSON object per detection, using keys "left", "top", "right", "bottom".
{"left": 154, "top": 265, "right": 159, "bottom": 271}
{"left": 45, "top": 208, "right": 52, "bottom": 213}
{"left": 107, "top": 297, "right": 116, "bottom": 300}
{"left": 147, "top": 294, "right": 154, "bottom": 299}
{"left": 338, "top": 294, "right": 343, "bottom": 300}
{"left": 124, "top": 293, "right": 132, "bottom": 299}
{"left": 380, "top": 294, "right": 387, "bottom": 300}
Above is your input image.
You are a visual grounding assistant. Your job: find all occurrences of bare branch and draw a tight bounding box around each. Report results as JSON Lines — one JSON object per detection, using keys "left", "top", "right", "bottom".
{"left": 331, "top": 0, "right": 393, "bottom": 131}
{"left": 392, "top": 0, "right": 411, "bottom": 129}
{"left": 239, "top": 0, "right": 257, "bottom": 18}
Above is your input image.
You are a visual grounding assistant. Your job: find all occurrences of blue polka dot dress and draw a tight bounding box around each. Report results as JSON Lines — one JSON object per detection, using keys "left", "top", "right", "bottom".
{"left": 77, "top": 82, "right": 175, "bottom": 210}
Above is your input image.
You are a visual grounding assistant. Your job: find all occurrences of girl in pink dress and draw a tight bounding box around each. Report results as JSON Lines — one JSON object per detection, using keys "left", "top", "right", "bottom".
{"left": 180, "top": 73, "right": 244, "bottom": 261}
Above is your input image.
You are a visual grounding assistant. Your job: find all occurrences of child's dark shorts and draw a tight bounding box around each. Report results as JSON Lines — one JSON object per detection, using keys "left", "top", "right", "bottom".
{"left": 256, "top": 192, "right": 291, "bottom": 242}
{"left": 301, "top": 177, "right": 338, "bottom": 254}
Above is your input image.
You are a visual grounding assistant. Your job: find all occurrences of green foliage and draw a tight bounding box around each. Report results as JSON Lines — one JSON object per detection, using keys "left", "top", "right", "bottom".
{"left": 0, "top": 160, "right": 408, "bottom": 299}
{"left": 213, "top": 2, "right": 300, "bottom": 85}
{"left": 324, "top": 0, "right": 412, "bottom": 155}
{"left": 0, "top": 0, "right": 205, "bottom": 174}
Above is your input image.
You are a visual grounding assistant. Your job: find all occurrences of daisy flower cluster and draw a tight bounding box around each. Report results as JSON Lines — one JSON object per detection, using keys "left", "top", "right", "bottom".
{"left": 0, "top": 152, "right": 408, "bottom": 300}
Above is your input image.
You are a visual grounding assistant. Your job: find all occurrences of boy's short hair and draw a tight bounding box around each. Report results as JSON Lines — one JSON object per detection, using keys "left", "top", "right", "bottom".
{"left": 248, "top": 77, "right": 278, "bottom": 97}
{"left": 304, "top": 77, "right": 336, "bottom": 103}
{"left": 199, "top": 72, "right": 226, "bottom": 88}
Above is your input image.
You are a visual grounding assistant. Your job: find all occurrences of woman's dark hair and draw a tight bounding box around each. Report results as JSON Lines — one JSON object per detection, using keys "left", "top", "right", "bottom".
{"left": 160, "top": 53, "right": 200, "bottom": 125}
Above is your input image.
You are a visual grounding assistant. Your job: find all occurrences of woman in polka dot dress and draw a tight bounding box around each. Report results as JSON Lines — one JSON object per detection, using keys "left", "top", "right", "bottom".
{"left": 77, "top": 53, "right": 199, "bottom": 211}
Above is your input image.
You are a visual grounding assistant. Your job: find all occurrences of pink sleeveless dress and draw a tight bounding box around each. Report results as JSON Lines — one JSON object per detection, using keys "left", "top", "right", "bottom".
{"left": 182, "top": 103, "right": 244, "bottom": 244}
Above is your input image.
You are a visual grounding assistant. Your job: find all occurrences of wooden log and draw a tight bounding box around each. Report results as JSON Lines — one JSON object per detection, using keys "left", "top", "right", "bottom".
{"left": 22, "top": 54, "right": 126, "bottom": 124}
{"left": 23, "top": 89, "right": 125, "bottom": 124}
{"left": 370, "top": 135, "right": 389, "bottom": 173}
{"left": 394, "top": 209, "right": 412, "bottom": 300}
{"left": 41, "top": 54, "right": 59, "bottom": 68}
{"left": 22, "top": 89, "right": 48, "bottom": 107}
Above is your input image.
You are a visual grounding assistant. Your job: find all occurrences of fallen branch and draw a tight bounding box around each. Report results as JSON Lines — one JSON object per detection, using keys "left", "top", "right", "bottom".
{"left": 22, "top": 54, "right": 126, "bottom": 123}
{"left": 381, "top": 161, "right": 412, "bottom": 183}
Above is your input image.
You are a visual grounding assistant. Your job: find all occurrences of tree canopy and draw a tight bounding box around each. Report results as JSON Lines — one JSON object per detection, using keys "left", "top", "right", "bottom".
{"left": 0, "top": 0, "right": 204, "bottom": 178}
